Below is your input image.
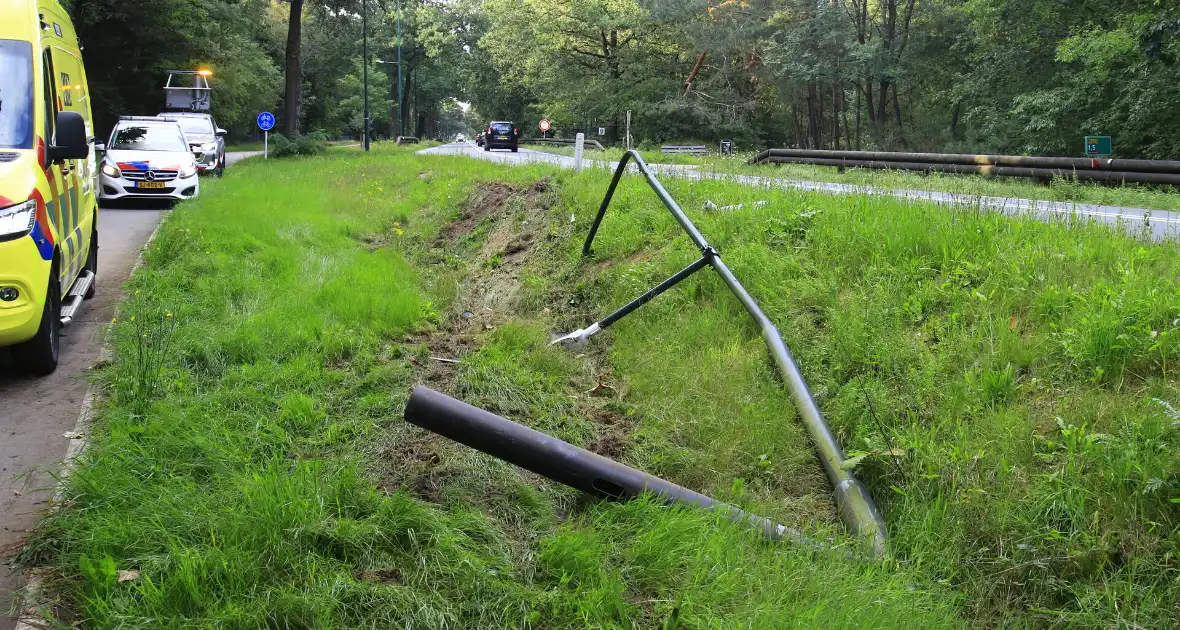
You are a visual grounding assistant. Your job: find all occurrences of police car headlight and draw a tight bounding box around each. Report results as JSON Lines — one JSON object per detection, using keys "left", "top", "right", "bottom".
{"left": 0, "top": 199, "right": 36, "bottom": 238}
{"left": 179, "top": 164, "right": 198, "bottom": 178}
{"left": 201, "top": 143, "right": 218, "bottom": 153}
{"left": 101, "top": 161, "right": 122, "bottom": 178}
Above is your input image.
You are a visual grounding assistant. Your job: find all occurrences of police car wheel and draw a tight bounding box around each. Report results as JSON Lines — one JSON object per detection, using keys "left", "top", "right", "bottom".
{"left": 14, "top": 269, "right": 60, "bottom": 376}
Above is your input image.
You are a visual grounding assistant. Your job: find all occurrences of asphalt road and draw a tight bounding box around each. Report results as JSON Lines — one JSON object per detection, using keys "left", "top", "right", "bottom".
{"left": 225, "top": 150, "right": 262, "bottom": 166}
{"left": 1, "top": 151, "right": 255, "bottom": 627}
{"left": 420, "top": 142, "right": 1180, "bottom": 240}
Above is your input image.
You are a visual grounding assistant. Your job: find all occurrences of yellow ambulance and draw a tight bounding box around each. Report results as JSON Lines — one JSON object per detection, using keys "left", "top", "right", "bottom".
{"left": 0, "top": 0, "right": 97, "bottom": 375}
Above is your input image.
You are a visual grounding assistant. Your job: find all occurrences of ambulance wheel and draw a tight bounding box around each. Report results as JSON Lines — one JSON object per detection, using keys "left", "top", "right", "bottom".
{"left": 14, "top": 264, "right": 61, "bottom": 376}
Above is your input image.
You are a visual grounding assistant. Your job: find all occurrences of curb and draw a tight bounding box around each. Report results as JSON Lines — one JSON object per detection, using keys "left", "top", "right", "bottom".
{"left": 13, "top": 212, "right": 168, "bottom": 630}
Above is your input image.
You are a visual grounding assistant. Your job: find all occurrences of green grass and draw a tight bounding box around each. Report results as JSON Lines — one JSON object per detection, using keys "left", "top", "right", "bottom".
{"left": 23, "top": 142, "right": 1180, "bottom": 627}
{"left": 227, "top": 140, "right": 365, "bottom": 153}
{"left": 523, "top": 144, "right": 1180, "bottom": 211}
{"left": 225, "top": 142, "right": 266, "bottom": 152}
{"left": 523, "top": 143, "right": 709, "bottom": 165}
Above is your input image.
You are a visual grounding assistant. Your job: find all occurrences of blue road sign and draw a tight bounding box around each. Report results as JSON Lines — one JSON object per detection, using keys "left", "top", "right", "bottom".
{"left": 257, "top": 111, "right": 276, "bottom": 131}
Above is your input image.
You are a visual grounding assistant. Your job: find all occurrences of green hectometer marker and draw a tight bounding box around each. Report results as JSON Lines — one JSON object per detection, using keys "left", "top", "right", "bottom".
{"left": 1085, "top": 135, "right": 1112, "bottom": 157}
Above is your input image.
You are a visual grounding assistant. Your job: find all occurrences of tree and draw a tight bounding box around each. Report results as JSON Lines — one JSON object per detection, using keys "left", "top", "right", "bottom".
{"left": 67, "top": 0, "right": 284, "bottom": 140}
{"left": 284, "top": 0, "right": 307, "bottom": 134}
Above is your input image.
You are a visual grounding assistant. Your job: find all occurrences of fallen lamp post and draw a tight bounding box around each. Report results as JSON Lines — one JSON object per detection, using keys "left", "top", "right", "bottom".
{"left": 552, "top": 150, "right": 890, "bottom": 558}
{"left": 404, "top": 386, "right": 817, "bottom": 546}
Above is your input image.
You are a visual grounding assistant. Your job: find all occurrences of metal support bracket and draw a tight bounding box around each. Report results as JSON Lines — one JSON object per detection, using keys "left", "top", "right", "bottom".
{"left": 563, "top": 150, "right": 890, "bottom": 558}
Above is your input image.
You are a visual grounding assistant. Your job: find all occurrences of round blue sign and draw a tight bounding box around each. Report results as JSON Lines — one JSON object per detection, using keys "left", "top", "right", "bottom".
{"left": 257, "top": 111, "right": 276, "bottom": 131}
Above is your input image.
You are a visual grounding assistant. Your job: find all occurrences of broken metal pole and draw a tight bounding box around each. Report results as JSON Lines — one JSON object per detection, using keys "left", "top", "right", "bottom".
{"left": 403, "top": 386, "right": 814, "bottom": 545}
{"left": 570, "top": 150, "right": 890, "bottom": 558}
{"left": 552, "top": 256, "right": 711, "bottom": 349}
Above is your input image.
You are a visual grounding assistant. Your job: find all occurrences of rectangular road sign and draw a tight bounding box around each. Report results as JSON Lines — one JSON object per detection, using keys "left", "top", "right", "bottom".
{"left": 1085, "top": 135, "right": 1112, "bottom": 157}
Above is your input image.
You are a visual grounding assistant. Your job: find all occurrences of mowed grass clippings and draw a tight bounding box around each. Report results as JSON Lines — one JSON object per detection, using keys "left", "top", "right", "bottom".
{"left": 26, "top": 144, "right": 962, "bottom": 629}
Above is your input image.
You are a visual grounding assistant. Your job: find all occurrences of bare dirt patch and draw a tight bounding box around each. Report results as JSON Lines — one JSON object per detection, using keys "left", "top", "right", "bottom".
{"left": 379, "top": 179, "right": 645, "bottom": 506}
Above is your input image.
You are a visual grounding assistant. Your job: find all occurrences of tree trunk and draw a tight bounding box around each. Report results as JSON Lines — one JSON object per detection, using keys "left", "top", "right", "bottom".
{"left": 865, "top": 80, "right": 876, "bottom": 123}
{"left": 833, "top": 85, "right": 841, "bottom": 150}
{"left": 283, "top": 0, "right": 305, "bottom": 135}
{"left": 401, "top": 65, "right": 414, "bottom": 136}
{"left": 855, "top": 85, "right": 861, "bottom": 150}
{"left": 950, "top": 101, "right": 962, "bottom": 139}
{"left": 893, "top": 85, "right": 904, "bottom": 130}
{"left": 891, "top": 84, "right": 908, "bottom": 147}
{"left": 877, "top": 79, "right": 889, "bottom": 129}
{"left": 841, "top": 85, "right": 851, "bottom": 151}
{"left": 806, "top": 82, "right": 819, "bottom": 149}
{"left": 683, "top": 52, "right": 706, "bottom": 96}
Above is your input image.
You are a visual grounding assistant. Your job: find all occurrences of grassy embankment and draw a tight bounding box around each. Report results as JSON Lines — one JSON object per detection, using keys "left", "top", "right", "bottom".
{"left": 226, "top": 140, "right": 366, "bottom": 153}
{"left": 23, "top": 144, "right": 1180, "bottom": 627}
{"left": 522, "top": 143, "right": 1180, "bottom": 212}
{"left": 224, "top": 142, "right": 266, "bottom": 152}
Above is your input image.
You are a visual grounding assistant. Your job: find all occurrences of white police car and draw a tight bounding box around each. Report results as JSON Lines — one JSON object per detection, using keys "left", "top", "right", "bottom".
{"left": 97, "top": 117, "right": 200, "bottom": 203}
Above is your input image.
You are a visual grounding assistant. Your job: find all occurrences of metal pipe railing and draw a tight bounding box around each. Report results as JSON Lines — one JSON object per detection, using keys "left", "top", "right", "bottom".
{"left": 563, "top": 150, "right": 889, "bottom": 558}
{"left": 750, "top": 155, "right": 1180, "bottom": 186}
{"left": 751, "top": 148, "right": 1180, "bottom": 175}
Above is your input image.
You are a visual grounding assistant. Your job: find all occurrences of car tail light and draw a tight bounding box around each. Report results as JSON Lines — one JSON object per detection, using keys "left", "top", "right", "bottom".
{"left": 513, "top": 128, "right": 518, "bottom": 135}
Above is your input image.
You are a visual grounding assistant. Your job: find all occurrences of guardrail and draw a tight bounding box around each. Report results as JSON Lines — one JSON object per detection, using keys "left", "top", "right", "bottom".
{"left": 662, "top": 144, "right": 707, "bottom": 156}
{"left": 555, "top": 150, "right": 890, "bottom": 558}
{"left": 749, "top": 148, "right": 1180, "bottom": 185}
{"left": 527, "top": 137, "right": 606, "bottom": 151}
{"left": 395, "top": 136, "right": 420, "bottom": 145}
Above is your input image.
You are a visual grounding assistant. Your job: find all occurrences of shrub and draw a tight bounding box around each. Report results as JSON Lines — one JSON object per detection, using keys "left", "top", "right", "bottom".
{"left": 269, "top": 132, "right": 326, "bottom": 158}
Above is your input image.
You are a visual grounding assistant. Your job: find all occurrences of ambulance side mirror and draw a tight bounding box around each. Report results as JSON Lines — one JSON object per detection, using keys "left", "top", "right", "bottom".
{"left": 48, "top": 111, "right": 89, "bottom": 161}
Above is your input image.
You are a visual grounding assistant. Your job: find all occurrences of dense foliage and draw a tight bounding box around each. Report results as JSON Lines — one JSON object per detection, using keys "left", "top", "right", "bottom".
{"left": 65, "top": 0, "right": 1180, "bottom": 156}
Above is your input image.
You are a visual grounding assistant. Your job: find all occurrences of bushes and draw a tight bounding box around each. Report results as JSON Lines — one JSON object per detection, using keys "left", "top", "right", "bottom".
{"left": 269, "top": 132, "right": 327, "bottom": 158}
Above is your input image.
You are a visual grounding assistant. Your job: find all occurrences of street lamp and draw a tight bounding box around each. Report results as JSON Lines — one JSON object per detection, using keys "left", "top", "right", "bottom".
{"left": 362, "top": 0, "right": 370, "bottom": 151}
{"left": 375, "top": 0, "right": 404, "bottom": 138}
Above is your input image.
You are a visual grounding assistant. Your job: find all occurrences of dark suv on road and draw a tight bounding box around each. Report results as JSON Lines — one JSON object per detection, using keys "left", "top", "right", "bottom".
{"left": 483, "top": 121, "right": 518, "bottom": 152}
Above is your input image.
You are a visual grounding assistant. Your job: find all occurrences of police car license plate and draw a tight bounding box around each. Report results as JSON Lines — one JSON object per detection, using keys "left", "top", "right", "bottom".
{"left": 497, "top": 135, "right": 508, "bottom": 140}
{"left": 137, "top": 181, "right": 166, "bottom": 189}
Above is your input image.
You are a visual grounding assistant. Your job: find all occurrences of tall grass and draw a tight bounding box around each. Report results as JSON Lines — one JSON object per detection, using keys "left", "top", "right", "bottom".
{"left": 25, "top": 146, "right": 960, "bottom": 628}
{"left": 26, "top": 143, "right": 1180, "bottom": 627}
{"left": 532, "top": 167, "right": 1180, "bottom": 626}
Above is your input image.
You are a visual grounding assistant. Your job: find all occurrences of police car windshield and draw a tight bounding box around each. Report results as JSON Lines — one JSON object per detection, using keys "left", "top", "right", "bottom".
{"left": 110, "top": 125, "right": 188, "bottom": 152}
{"left": 0, "top": 40, "right": 34, "bottom": 150}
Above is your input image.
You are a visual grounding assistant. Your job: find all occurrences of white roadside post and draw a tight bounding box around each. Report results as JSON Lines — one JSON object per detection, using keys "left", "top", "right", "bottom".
{"left": 625, "top": 110, "right": 632, "bottom": 150}
{"left": 264, "top": 131, "right": 268, "bottom": 159}
{"left": 574, "top": 133, "right": 585, "bottom": 172}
